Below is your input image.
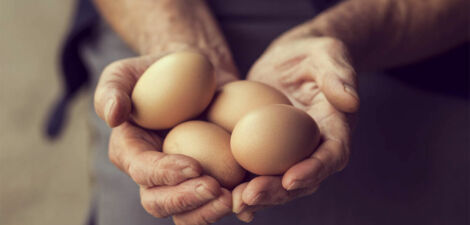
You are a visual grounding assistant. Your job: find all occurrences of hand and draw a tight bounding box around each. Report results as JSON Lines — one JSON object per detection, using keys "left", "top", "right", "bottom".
{"left": 94, "top": 52, "right": 238, "bottom": 225}
{"left": 232, "top": 37, "right": 359, "bottom": 222}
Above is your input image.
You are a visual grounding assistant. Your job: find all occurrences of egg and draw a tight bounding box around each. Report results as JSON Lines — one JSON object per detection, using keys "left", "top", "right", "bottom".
{"left": 131, "top": 51, "right": 216, "bottom": 130}
{"left": 206, "top": 80, "right": 291, "bottom": 132}
{"left": 163, "top": 121, "right": 246, "bottom": 188}
{"left": 231, "top": 104, "right": 320, "bottom": 175}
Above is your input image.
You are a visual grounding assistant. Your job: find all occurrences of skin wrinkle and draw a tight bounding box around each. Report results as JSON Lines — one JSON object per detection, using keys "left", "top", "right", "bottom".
{"left": 206, "top": 197, "right": 230, "bottom": 223}
{"left": 141, "top": 187, "right": 166, "bottom": 218}
{"left": 106, "top": 63, "right": 136, "bottom": 92}
{"left": 281, "top": 0, "right": 468, "bottom": 70}
{"left": 149, "top": 154, "right": 169, "bottom": 185}
{"left": 118, "top": 138, "right": 134, "bottom": 175}
{"left": 286, "top": 185, "right": 318, "bottom": 199}
{"left": 172, "top": 191, "right": 195, "bottom": 213}
{"left": 275, "top": 55, "right": 308, "bottom": 71}
{"left": 108, "top": 139, "right": 127, "bottom": 173}
{"left": 237, "top": 183, "right": 319, "bottom": 217}
{"left": 319, "top": 141, "right": 348, "bottom": 172}
{"left": 93, "top": 0, "right": 468, "bottom": 223}
{"left": 295, "top": 82, "right": 321, "bottom": 107}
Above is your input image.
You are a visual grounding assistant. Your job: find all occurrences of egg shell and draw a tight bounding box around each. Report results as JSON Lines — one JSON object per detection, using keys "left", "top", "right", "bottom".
{"left": 131, "top": 51, "right": 216, "bottom": 130}
{"left": 206, "top": 80, "right": 291, "bottom": 132}
{"left": 231, "top": 104, "right": 320, "bottom": 175}
{"left": 163, "top": 121, "right": 246, "bottom": 188}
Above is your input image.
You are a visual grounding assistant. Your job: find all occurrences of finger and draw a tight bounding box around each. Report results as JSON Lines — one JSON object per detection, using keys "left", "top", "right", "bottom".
{"left": 282, "top": 139, "right": 349, "bottom": 191}
{"left": 320, "top": 70, "right": 359, "bottom": 113}
{"left": 109, "top": 122, "right": 202, "bottom": 186}
{"left": 232, "top": 182, "right": 249, "bottom": 213}
{"left": 172, "top": 188, "right": 232, "bottom": 225}
{"left": 236, "top": 185, "right": 319, "bottom": 223}
{"left": 236, "top": 210, "right": 256, "bottom": 223}
{"left": 242, "top": 176, "right": 290, "bottom": 206}
{"left": 317, "top": 38, "right": 359, "bottom": 113}
{"left": 236, "top": 204, "right": 264, "bottom": 223}
{"left": 141, "top": 176, "right": 222, "bottom": 219}
{"left": 94, "top": 55, "right": 158, "bottom": 127}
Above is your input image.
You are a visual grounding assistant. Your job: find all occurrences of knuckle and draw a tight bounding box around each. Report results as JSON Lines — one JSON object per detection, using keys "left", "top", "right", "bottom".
{"left": 159, "top": 154, "right": 194, "bottom": 169}
{"left": 154, "top": 154, "right": 172, "bottom": 170}
{"left": 157, "top": 171, "right": 172, "bottom": 186}
{"left": 141, "top": 191, "right": 166, "bottom": 218}
{"left": 197, "top": 176, "right": 220, "bottom": 192}
{"left": 102, "top": 60, "right": 136, "bottom": 91}
{"left": 130, "top": 152, "right": 168, "bottom": 186}
{"left": 149, "top": 154, "right": 168, "bottom": 183}
{"left": 156, "top": 154, "right": 201, "bottom": 185}
{"left": 311, "top": 155, "right": 330, "bottom": 178}
{"left": 203, "top": 197, "right": 231, "bottom": 224}
{"left": 103, "top": 60, "right": 125, "bottom": 75}
{"left": 168, "top": 194, "right": 197, "bottom": 212}
{"left": 186, "top": 211, "right": 213, "bottom": 225}
{"left": 320, "top": 139, "right": 351, "bottom": 174}
{"left": 128, "top": 161, "right": 147, "bottom": 184}
{"left": 153, "top": 154, "right": 178, "bottom": 184}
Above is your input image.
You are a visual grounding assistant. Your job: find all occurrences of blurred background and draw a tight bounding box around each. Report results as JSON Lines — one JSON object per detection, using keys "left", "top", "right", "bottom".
{"left": 0, "top": 1, "right": 90, "bottom": 225}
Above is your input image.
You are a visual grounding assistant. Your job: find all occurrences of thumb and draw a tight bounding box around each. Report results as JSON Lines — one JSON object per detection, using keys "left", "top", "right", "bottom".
{"left": 94, "top": 56, "right": 156, "bottom": 127}
{"left": 320, "top": 71, "right": 359, "bottom": 113}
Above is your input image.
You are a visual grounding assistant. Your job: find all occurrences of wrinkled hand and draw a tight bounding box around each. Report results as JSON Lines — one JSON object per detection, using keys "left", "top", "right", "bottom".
{"left": 232, "top": 37, "right": 359, "bottom": 222}
{"left": 94, "top": 53, "right": 238, "bottom": 225}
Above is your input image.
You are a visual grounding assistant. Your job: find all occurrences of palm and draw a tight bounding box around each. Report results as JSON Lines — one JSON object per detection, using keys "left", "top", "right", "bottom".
{"left": 250, "top": 64, "right": 350, "bottom": 178}
{"left": 247, "top": 38, "right": 357, "bottom": 172}
{"left": 96, "top": 52, "right": 241, "bottom": 225}
{"left": 231, "top": 38, "right": 359, "bottom": 220}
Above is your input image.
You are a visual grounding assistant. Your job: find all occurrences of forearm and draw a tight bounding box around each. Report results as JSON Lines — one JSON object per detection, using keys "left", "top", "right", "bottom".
{"left": 280, "top": 0, "right": 469, "bottom": 71}
{"left": 93, "top": 0, "right": 237, "bottom": 74}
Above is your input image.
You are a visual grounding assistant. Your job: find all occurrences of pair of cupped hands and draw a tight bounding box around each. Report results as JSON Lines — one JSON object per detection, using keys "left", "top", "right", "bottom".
{"left": 94, "top": 36, "right": 359, "bottom": 225}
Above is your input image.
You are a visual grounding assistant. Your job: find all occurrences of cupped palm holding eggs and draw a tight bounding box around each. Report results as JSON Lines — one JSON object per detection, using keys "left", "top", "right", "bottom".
{"left": 130, "top": 51, "right": 320, "bottom": 188}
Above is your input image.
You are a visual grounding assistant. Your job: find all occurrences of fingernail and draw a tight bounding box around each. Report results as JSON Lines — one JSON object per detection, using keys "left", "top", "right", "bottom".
{"left": 196, "top": 185, "right": 216, "bottom": 200}
{"left": 104, "top": 98, "right": 116, "bottom": 125}
{"left": 233, "top": 199, "right": 246, "bottom": 214}
{"left": 286, "top": 180, "right": 301, "bottom": 191}
{"left": 238, "top": 211, "right": 255, "bottom": 223}
{"left": 248, "top": 192, "right": 265, "bottom": 205}
{"left": 287, "top": 178, "right": 318, "bottom": 191}
{"left": 344, "top": 83, "right": 359, "bottom": 100}
{"left": 182, "top": 167, "right": 199, "bottom": 178}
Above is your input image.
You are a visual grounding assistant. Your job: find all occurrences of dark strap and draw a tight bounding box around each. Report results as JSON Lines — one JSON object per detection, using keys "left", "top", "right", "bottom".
{"left": 45, "top": 0, "right": 98, "bottom": 139}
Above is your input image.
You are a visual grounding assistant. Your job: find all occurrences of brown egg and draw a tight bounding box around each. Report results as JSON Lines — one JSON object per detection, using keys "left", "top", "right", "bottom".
{"left": 163, "top": 121, "right": 246, "bottom": 188}
{"left": 131, "top": 51, "right": 216, "bottom": 130}
{"left": 231, "top": 104, "right": 320, "bottom": 175}
{"left": 206, "top": 80, "right": 291, "bottom": 132}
